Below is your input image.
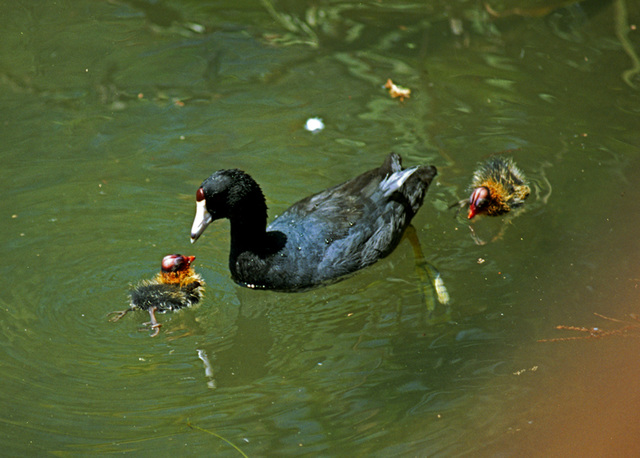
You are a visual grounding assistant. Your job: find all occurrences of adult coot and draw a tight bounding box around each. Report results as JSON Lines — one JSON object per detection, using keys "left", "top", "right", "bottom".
{"left": 465, "top": 156, "right": 530, "bottom": 219}
{"left": 190, "top": 153, "right": 437, "bottom": 291}
{"left": 109, "top": 254, "right": 205, "bottom": 337}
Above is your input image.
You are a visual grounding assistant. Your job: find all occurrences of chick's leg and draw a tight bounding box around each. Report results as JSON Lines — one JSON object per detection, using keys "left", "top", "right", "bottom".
{"left": 108, "top": 309, "right": 131, "bottom": 322}
{"left": 143, "top": 306, "right": 162, "bottom": 337}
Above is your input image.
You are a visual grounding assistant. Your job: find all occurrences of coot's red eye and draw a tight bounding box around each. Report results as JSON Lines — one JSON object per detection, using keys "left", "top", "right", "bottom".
{"left": 196, "top": 187, "right": 205, "bottom": 202}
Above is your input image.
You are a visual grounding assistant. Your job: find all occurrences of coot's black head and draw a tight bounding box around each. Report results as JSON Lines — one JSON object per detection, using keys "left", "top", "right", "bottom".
{"left": 161, "top": 254, "right": 195, "bottom": 273}
{"left": 191, "top": 169, "right": 265, "bottom": 243}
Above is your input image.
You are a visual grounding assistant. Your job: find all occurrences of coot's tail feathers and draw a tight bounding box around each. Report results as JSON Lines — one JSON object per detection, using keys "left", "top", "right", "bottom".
{"left": 379, "top": 152, "right": 437, "bottom": 198}
{"left": 381, "top": 152, "right": 437, "bottom": 181}
{"left": 380, "top": 166, "right": 420, "bottom": 197}
{"left": 382, "top": 152, "right": 404, "bottom": 174}
{"left": 414, "top": 164, "right": 438, "bottom": 185}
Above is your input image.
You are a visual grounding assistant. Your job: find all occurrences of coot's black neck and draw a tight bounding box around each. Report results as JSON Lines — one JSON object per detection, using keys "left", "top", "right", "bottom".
{"left": 226, "top": 184, "right": 289, "bottom": 280}
{"left": 229, "top": 211, "right": 268, "bottom": 257}
{"left": 225, "top": 173, "right": 273, "bottom": 264}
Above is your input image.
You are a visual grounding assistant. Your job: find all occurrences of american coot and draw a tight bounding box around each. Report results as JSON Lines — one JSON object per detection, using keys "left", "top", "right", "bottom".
{"left": 465, "top": 156, "right": 530, "bottom": 219}
{"left": 109, "top": 254, "right": 205, "bottom": 337}
{"left": 190, "top": 152, "right": 437, "bottom": 291}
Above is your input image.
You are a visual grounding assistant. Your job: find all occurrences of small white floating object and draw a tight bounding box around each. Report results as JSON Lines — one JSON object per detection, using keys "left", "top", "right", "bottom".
{"left": 434, "top": 273, "right": 450, "bottom": 305}
{"left": 304, "top": 117, "right": 324, "bottom": 133}
{"left": 197, "top": 349, "right": 216, "bottom": 389}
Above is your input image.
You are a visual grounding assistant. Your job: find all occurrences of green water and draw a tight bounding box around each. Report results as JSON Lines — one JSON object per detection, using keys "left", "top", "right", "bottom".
{"left": 2, "top": 0, "right": 640, "bottom": 455}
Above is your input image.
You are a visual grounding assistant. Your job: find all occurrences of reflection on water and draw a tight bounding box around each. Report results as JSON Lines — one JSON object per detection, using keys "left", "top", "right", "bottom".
{"left": 1, "top": 0, "right": 639, "bottom": 454}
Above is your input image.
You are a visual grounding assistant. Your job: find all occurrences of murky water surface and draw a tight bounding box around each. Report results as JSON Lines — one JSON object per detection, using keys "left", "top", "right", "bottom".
{"left": 2, "top": 0, "right": 640, "bottom": 455}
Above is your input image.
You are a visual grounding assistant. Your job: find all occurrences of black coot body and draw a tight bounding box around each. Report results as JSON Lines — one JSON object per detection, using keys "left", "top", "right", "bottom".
{"left": 190, "top": 153, "right": 437, "bottom": 291}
